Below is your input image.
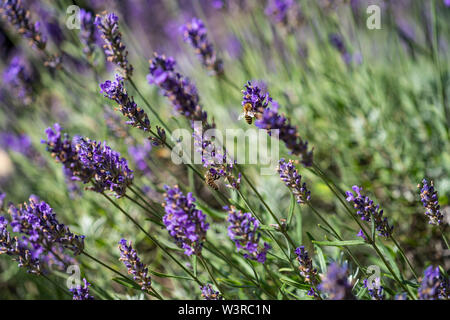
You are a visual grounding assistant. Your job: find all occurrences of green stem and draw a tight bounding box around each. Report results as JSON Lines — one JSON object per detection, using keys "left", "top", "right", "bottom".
{"left": 439, "top": 226, "right": 450, "bottom": 250}
{"left": 123, "top": 194, "right": 163, "bottom": 225}
{"left": 42, "top": 274, "right": 72, "bottom": 298}
{"left": 128, "top": 78, "right": 171, "bottom": 133}
{"left": 82, "top": 251, "right": 129, "bottom": 281}
{"left": 391, "top": 236, "right": 419, "bottom": 281}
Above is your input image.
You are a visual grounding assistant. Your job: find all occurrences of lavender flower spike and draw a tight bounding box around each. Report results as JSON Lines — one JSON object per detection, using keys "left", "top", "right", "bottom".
{"left": 118, "top": 239, "right": 152, "bottom": 291}
{"left": 41, "top": 123, "right": 93, "bottom": 185}
{"left": 319, "top": 262, "right": 355, "bottom": 300}
{"left": 0, "top": 216, "right": 41, "bottom": 274}
{"left": 70, "top": 278, "right": 94, "bottom": 300}
{"left": 95, "top": 12, "right": 133, "bottom": 78}
{"left": 345, "top": 185, "right": 393, "bottom": 238}
{"left": 363, "top": 278, "right": 385, "bottom": 300}
{"left": 100, "top": 74, "right": 150, "bottom": 132}
{"left": 180, "top": 18, "right": 223, "bottom": 75}
{"left": 295, "top": 246, "right": 319, "bottom": 298}
{"left": 418, "top": 266, "right": 449, "bottom": 300}
{"left": 162, "top": 185, "right": 209, "bottom": 256}
{"left": 0, "top": 0, "right": 46, "bottom": 50}
{"left": 277, "top": 158, "right": 311, "bottom": 204}
{"left": 419, "top": 179, "right": 444, "bottom": 226}
{"left": 147, "top": 53, "right": 209, "bottom": 126}
{"left": 255, "top": 101, "right": 313, "bottom": 167}
{"left": 8, "top": 197, "right": 85, "bottom": 255}
{"left": 225, "top": 206, "right": 271, "bottom": 263}
{"left": 200, "top": 284, "right": 224, "bottom": 300}
{"left": 75, "top": 138, "right": 134, "bottom": 198}
{"left": 2, "top": 56, "right": 33, "bottom": 104}
{"left": 79, "top": 9, "right": 98, "bottom": 58}
{"left": 242, "top": 81, "right": 272, "bottom": 115}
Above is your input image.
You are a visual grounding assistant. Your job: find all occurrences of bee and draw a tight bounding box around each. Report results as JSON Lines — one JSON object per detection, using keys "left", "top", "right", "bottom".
{"left": 238, "top": 103, "right": 256, "bottom": 125}
{"left": 205, "top": 171, "right": 219, "bottom": 190}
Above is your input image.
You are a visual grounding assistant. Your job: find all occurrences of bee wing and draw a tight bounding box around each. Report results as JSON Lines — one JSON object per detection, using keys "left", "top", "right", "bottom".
{"left": 238, "top": 113, "right": 245, "bottom": 120}
{"left": 247, "top": 111, "right": 255, "bottom": 117}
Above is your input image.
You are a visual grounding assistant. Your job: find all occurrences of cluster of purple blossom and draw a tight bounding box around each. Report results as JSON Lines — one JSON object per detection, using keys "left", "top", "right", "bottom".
{"left": 419, "top": 179, "right": 444, "bottom": 226}
{"left": 2, "top": 56, "right": 33, "bottom": 104}
{"left": 242, "top": 82, "right": 313, "bottom": 167}
{"left": 42, "top": 123, "right": 134, "bottom": 198}
{"left": 147, "top": 53, "right": 209, "bottom": 127}
{"left": 193, "top": 124, "right": 241, "bottom": 190}
{"left": 70, "top": 278, "right": 94, "bottom": 300}
{"left": 345, "top": 185, "right": 394, "bottom": 238}
{"left": 79, "top": 9, "right": 98, "bottom": 58}
{"left": 100, "top": 74, "right": 151, "bottom": 132}
{"left": 118, "top": 239, "right": 152, "bottom": 292}
{"left": 319, "top": 263, "right": 355, "bottom": 300}
{"left": 418, "top": 266, "right": 449, "bottom": 300}
{"left": 162, "top": 185, "right": 209, "bottom": 256}
{"left": 200, "top": 284, "right": 223, "bottom": 300}
{"left": 295, "top": 246, "right": 319, "bottom": 298}
{"left": 0, "top": 0, "right": 46, "bottom": 50}
{"left": 95, "top": 12, "right": 133, "bottom": 78}
{"left": 363, "top": 278, "right": 385, "bottom": 300}
{"left": 277, "top": 158, "right": 310, "bottom": 204}
{"left": 0, "top": 196, "right": 84, "bottom": 275}
{"left": 225, "top": 206, "right": 271, "bottom": 263}
{"left": 180, "top": 18, "right": 223, "bottom": 75}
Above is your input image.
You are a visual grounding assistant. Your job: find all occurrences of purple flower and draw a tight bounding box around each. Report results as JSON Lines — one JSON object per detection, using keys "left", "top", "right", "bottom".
{"left": 0, "top": 0, "right": 46, "bottom": 50}
{"left": 42, "top": 124, "right": 134, "bottom": 198}
{"left": 0, "top": 217, "right": 41, "bottom": 274}
{"left": 192, "top": 123, "right": 240, "bottom": 190}
{"left": 418, "top": 266, "right": 449, "bottom": 300}
{"left": 180, "top": 18, "right": 223, "bottom": 75}
{"left": 118, "top": 239, "right": 152, "bottom": 291}
{"left": 277, "top": 158, "right": 311, "bottom": 204}
{"left": 75, "top": 137, "right": 134, "bottom": 198}
{"left": 162, "top": 185, "right": 209, "bottom": 256}
{"left": 295, "top": 246, "right": 319, "bottom": 297}
{"left": 295, "top": 246, "right": 317, "bottom": 283}
{"left": 241, "top": 81, "right": 272, "bottom": 115}
{"left": 419, "top": 179, "right": 444, "bottom": 226}
{"left": 319, "top": 262, "right": 355, "bottom": 300}
{"left": 95, "top": 12, "right": 133, "bottom": 78}
{"left": 70, "top": 278, "right": 94, "bottom": 300}
{"left": 255, "top": 101, "right": 313, "bottom": 167}
{"left": 2, "top": 56, "right": 33, "bottom": 104}
{"left": 265, "top": 0, "right": 301, "bottom": 31}
{"left": 0, "top": 132, "right": 35, "bottom": 158}
{"left": 0, "top": 192, "right": 5, "bottom": 210}
{"left": 225, "top": 206, "right": 271, "bottom": 263}
{"left": 100, "top": 74, "right": 151, "bottom": 132}
{"left": 345, "top": 185, "right": 393, "bottom": 238}
{"left": 8, "top": 197, "right": 85, "bottom": 255}
{"left": 356, "top": 229, "right": 367, "bottom": 241}
{"left": 79, "top": 9, "right": 98, "bottom": 58}
{"left": 41, "top": 124, "right": 93, "bottom": 184}
{"left": 329, "top": 33, "right": 355, "bottom": 65}
{"left": 445, "top": 0, "right": 450, "bottom": 7}
{"left": 147, "top": 53, "right": 209, "bottom": 126}
{"left": 200, "top": 284, "right": 223, "bottom": 300}
{"left": 363, "top": 278, "right": 384, "bottom": 300}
